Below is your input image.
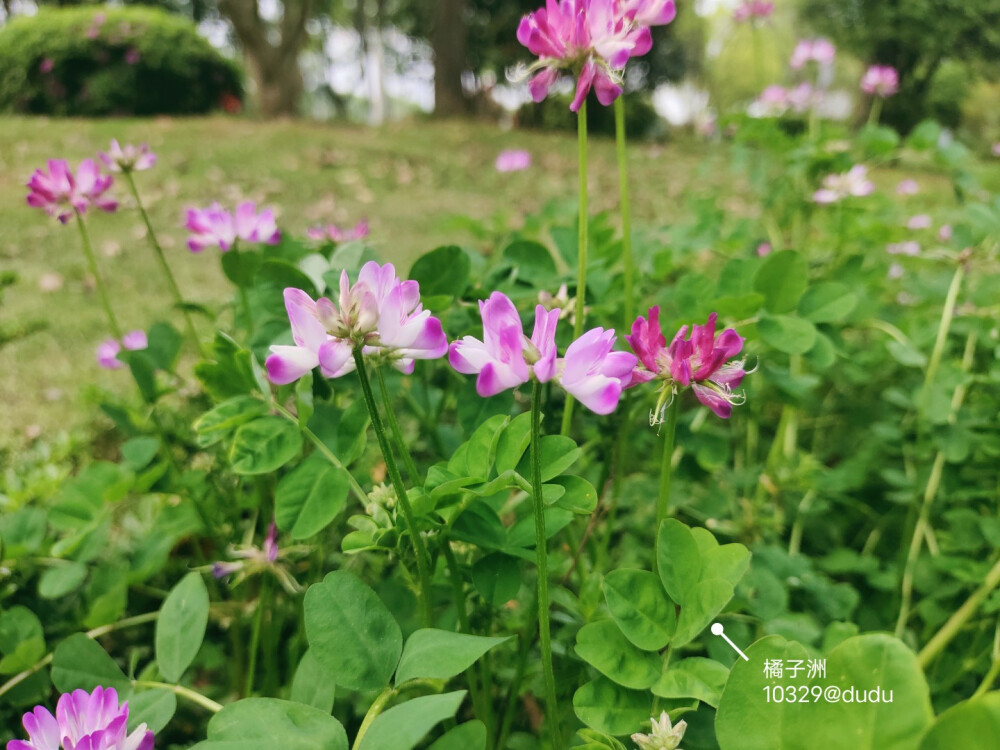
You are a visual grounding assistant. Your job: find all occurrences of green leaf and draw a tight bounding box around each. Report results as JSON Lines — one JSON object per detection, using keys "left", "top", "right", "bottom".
{"left": 194, "top": 698, "right": 347, "bottom": 750}
{"left": 194, "top": 396, "right": 269, "bottom": 447}
{"left": 672, "top": 578, "right": 734, "bottom": 647}
{"left": 651, "top": 657, "right": 729, "bottom": 708}
{"left": 549, "top": 475, "right": 598, "bottom": 514}
{"left": 603, "top": 569, "right": 676, "bottom": 651}
{"left": 409, "top": 245, "right": 471, "bottom": 299}
{"left": 758, "top": 315, "right": 818, "bottom": 354}
{"left": 229, "top": 417, "right": 303, "bottom": 475}
{"left": 494, "top": 412, "right": 532, "bottom": 474}
{"left": 38, "top": 563, "right": 89, "bottom": 600}
{"left": 275, "top": 455, "right": 350, "bottom": 538}
{"left": 503, "top": 240, "right": 557, "bottom": 283}
{"left": 357, "top": 691, "right": 466, "bottom": 750}
{"left": 121, "top": 437, "right": 161, "bottom": 470}
{"left": 656, "top": 519, "right": 702, "bottom": 604}
{"left": 220, "top": 248, "right": 263, "bottom": 288}
{"left": 0, "top": 606, "right": 45, "bottom": 673}
{"left": 128, "top": 690, "right": 177, "bottom": 734}
{"left": 515, "top": 435, "right": 581, "bottom": 483}
{"left": 156, "top": 572, "right": 209, "bottom": 683}
{"left": 395, "top": 629, "right": 510, "bottom": 685}
{"left": 753, "top": 250, "right": 807, "bottom": 314}
{"left": 428, "top": 720, "right": 487, "bottom": 750}
{"left": 798, "top": 282, "right": 858, "bottom": 323}
{"left": 290, "top": 649, "right": 336, "bottom": 714}
{"left": 920, "top": 692, "right": 1000, "bottom": 750}
{"left": 51, "top": 633, "right": 130, "bottom": 694}
{"left": 575, "top": 620, "right": 661, "bottom": 690}
{"left": 471, "top": 553, "right": 521, "bottom": 606}
{"left": 573, "top": 677, "right": 652, "bottom": 736}
{"left": 145, "top": 321, "right": 183, "bottom": 371}
{"left": 304, "top": 571, "right": 402, "bottom": 691}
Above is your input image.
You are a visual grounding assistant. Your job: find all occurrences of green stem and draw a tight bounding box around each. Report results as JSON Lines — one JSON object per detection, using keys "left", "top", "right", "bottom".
{"left": 531, "top": 381, "right": 560, "bottom": 747}
{"left": 353, "top": 350, "right": 433, "bottom": 626}
{"left": 562, "top": 99, "right": 589, "bottom": 437}
{"left": 353, "top": 687, "right": 396, "bottom": 750}
{"left": 919, "top": 262, "right": 965, "bottom": 414}
{"left": 973, "top": 633, "right": 1000, "bottom": 699}
{"left": 614, "top": 97, "right": 634, "bottom": 329}
{"left": 245, "top": 576, "right": 270, "bottom": 696}
{"left": 124, "top": 172, "right": 206, "bottom": 357}
{"left": 656, "top": 397, "right": 681, "bottom": 529}
{"left": 867, "top": 97, "right": 883, "bottom": 127}
{"left": 75, "top": 211, "right": 123, "bottom": 338}
{"left": 376, "top": 365, "right": 419, "bottom": 481}
{"left": 919, "top": 556, "right": 1000, "bottom": 669}
{"left": 133, "top": 680, "right": 223, "bottom": 713}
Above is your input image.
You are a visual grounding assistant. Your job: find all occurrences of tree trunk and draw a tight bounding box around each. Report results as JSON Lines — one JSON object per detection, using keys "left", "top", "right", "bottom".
{"left": 431, "top": 0, "right": 470, "bottom": 117}
{"left": 218, "top": 0, "right": 313, "bottom": 118}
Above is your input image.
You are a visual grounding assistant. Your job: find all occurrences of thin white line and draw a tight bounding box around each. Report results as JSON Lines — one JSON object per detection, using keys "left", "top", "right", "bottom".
{"left": 721, "top": 633, "right": 750, "bottom": 661}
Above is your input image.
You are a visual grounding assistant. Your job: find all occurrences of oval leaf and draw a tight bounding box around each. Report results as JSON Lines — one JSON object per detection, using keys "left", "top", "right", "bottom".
{"left": 575, "top": 620, "right": 661, "bottom": 690}
{"left": 603, "top": 569, "right": 676, "bottom": 651}
{"left": 573, "top": 677, "right": 652, "bottom": 736}
{"left": 395, "top": 629, "right": 510, "bottom": 685}
{"left": 275, "top": 455, "right": 350, "bottom": 538}
{"left": 156, "top": 572, "right": 210, "bottom": 683}
{"left": 357, "top": 691, "right": 466, "bottom": 750}
{"left": 230, "top": 417, "right": 303, "bottom": 475}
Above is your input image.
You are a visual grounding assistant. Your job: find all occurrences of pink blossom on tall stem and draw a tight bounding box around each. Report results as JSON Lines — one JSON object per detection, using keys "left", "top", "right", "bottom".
{"left": 264, "top": 288, "right": 354, "bottom": 385}
{"left": 95, "top": 330, "right": 148, "bottom": 369}
{"left": 790, "top": 38, "right": 835, "bottom": 69}
{"left": 26, "top": 159, "right": 117, "bottom": 223}
{"left": 185, "top": 201, "right": 280, "bottom": 252}
{"left": 449, "top": 291, "right": 635, "bottom": 413}
{"left": 732, "top": 0, "right": 773, "bottom": 23}
{"left": 627, "top": 308, "right": 748, "bottom": 419}
{"left": 7, "top": 686, "right": 153, "bottom": 750}
{"left": 813, "top": 165, "right": 874, "bottom": 204}
{"left": 306, "top": 220, "right": 369, "bottom": 243}
{"left": 495, "top": 149, "right": 532, "bottom": 172}
{"left": 860, "top": 65, "right": 899, "bottom": 97}
{"left": 100, "top": 140, "right": 157, "bottom": 173}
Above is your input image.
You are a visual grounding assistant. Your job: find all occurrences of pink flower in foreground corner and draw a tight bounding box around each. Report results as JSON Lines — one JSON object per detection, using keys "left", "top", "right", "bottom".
{"left": 95, "top": 330, "right": 148, "bottom": 370}
{"left": 307, "top": 220, "right": 369, "bottom": 243}
{"left": 26, "top": 159, "right": 117, "bottom": 223}
{"left": 813, "top": 165, "right": 874, "bottom": 204}
{"left": 265, "top": 262, "right": 448, "bottom": 384}
{"left": 185, "top": 201, "right": 280, "bottom": 253}
{"left": 7, "top": 686, "right": 153, "bottom": 750}
{"left": 450, "top": 292, "right": 636, "bottom": 414}
{"left": 495, "top": 149, "right": 532, "bottom": 172}
{"left": 100, "top": 140, "right": 157, "bottom": 173}
{"left": 860, "top": 65, "right": 899, "bottom": 98}
{"left": 627, "top": 307, "right": 749, "bottom": 420}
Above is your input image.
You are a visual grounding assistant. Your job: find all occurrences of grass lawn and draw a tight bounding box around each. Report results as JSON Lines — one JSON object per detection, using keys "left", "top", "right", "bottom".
{"left": 0, "top": 115, "right": 970, "bottom": 452}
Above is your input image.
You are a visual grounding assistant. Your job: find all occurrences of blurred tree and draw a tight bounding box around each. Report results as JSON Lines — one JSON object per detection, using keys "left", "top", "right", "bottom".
{"left": 802, "top": 0, "right": 1000, "bottom": 132}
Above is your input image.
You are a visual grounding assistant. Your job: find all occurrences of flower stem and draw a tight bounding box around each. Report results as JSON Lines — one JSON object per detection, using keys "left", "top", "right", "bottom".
{"left": 375, "top": 365, "right": 419, "bottom": 481}
{"left": 353, "top": 350, "right": 433, "bottom": 626}
{"left": 352, "top": 687, "right": 396, "bottom": 750}
{"left": 531, "top": 380, "right": 560, "bottom": 747}
{"left": 245, "top": 575, "right": 270, "bottom": 696}
{"left": 656, "top": 397, "right": 681, "bottom": 529}
{"left": 561, "top": 99, "right": 589, "bottom": 437}
{"left": 74, "top": 211, "right": 123, "bottom": 339}
{"left": 919, "top": 262, "right": 965, "bottom": 414}
{"left": 132, "top": 680, "right": 223, "bottom": 713}
{"left": 867, "top": 97, "right": 883, "bottom": 127}
{"left": 123, "top": 172, "right": 206, "bottom": 357}
{"left": 614, "top": 97, "right": 634, "bottom": 330}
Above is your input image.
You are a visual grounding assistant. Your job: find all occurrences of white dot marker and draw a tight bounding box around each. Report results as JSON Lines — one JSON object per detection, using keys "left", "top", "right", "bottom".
{"left": 711, "top": 622, "right": 749, "bottom": 662}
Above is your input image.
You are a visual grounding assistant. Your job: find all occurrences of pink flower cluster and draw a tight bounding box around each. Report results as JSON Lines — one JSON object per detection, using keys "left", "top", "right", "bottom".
{"left": 517, "top": 0, "right": 675, "bottom": 112}
{"left": 790, "top": 38, "right": 835, "bottom": 69}
{"left": 307, "top": 220, "right": 369, "bottom": 243}
{"left": 495, "top": 149, "right": 532, "bottom": 172}
{"left": 96, "top": 330, "right": 148, "bottom": 369}
{"left": 26, "top": 159, "right": 117, "bottom": 224}
{"left": 185, "top": 201, "right": 280, "bottom": 253}
{"left": 100, "top": 140, "right": 156, "bottom": 173}
{"left": 753, "top": 83, "right": 817, "bottom": 116}
{"left": 451, "top": 292, "right": 637, "bottom": 414}
{"left": 813, "top": 165, "right": 874, "bottom": 204}
{"left": 860, "top": 65, "right": 899, "bottom": 98}
{"left": 732, "top": 0, "right": 773, "bottom": 23}
{"left": 265, "top": 262, "right": 448, "bottom": 384}
{"left": 8, "top": 686, "right": 153, "bottom": 750}
{"left": 627, "top": 308, "right": 748, "bottom": 419}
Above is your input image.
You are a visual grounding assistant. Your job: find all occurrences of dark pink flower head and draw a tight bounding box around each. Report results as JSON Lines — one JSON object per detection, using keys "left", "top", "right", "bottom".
{"left": 860, "top": 65, "right": 898, "bottom": 98}
{"left": 95, "top": 330, "right": 147, "bottom": 370}
{"left": 790, "top": 38, "right": 835, "bottom": 69}
{"left": 626, "top": 308, "right": 749, "bottom": 420}
{"left": 39, "top": 58, "right": 55, "bottom": 73}
{"left": 619, "top": 0, "right": 676, "bottom": 28}
{"left": 100, "top": 140, "right": 156, "bottom": 173}
{"left": 124, "top": 47, "right": 140, "bottom": 65}
{"left": 307, "top": 220, "right": 369, "bottom": 243}
{"left": 495, "top": 149, "right": 532, "bottom": 172}
{"left": 516, "top": 0, "right": 653, "bottom": 112}
{"left": 450, "top": 291, "right": 635, "bottom": 414}
{"left": 185, "top": 201, "right": 280, "bottom": 253}
{"left": 732, "top": 0, "right": 773, "bottom": 23}
{"left": 26, "top": 159, "right": 117, "bottom": 224}
{"left": 8, "top": 686, "right": 154, "bottom": 750}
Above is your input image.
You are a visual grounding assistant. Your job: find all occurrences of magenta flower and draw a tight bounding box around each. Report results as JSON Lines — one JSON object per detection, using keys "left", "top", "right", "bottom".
{"left": 26, "top": 159, "right": 117, "bottom": 224}
{"left": 732, "top": 0, "right": 773, "bottom": 23}
{"left": 265, "top": 262, "right": 447, "bottom": 384}
{"left": 790, "top": 38, "right": 835, "bottom": 69}
{"left": 449, "top": 292, "right": 635, "bottom": 414}
{"left": 8, "top": 686, "right": 153, "bottom": 750}
{"left": 495, "top": 149, "right": 532, "bottom": 172}
{"left": 185, "top": 201, "right": 280, "bottom": 253}
{"left": 860, "top": 65, "right": 898, "bottom": 98}
{"left": 95, "top": 330, "right": 148, "bottom": 369}
{"left": 100, "top": 140, "right": 156, "bottom": 173}
{"left": 627, "top": 308, "right": 748, "bottom": 419}
{"left": 306, "top": 220, "right": 369, "bottom": 243}
{"left": 896, "top": 179, "right": 919, "bottom": 196}
{"left": 620, "top": 0, "right": 677, "bottom": 28}
{"left": 785, "top": 82, "right": 817, "bottom": 113}
{"left": 516, "top": 0, "right": 653, "bottom": 112}
{"left": 39, "top": 58, "right": 55, "bottom": 74}
{"left": 906, "top": 214, "right": 932, "bottom": 230}
{"left": 124, "top": 48, "right": 140, "bottom": 65}
{"left": 813, "top": 165, "right": 874, "bottom": 204}
{"left": 756, "top": 242, "right": 772, "bottom": 257}
{"left": 938, "top": 224, "right": 953, "bottom": 241}
{"left": 212, "top": 519, "right": 302, "bottom": 594}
